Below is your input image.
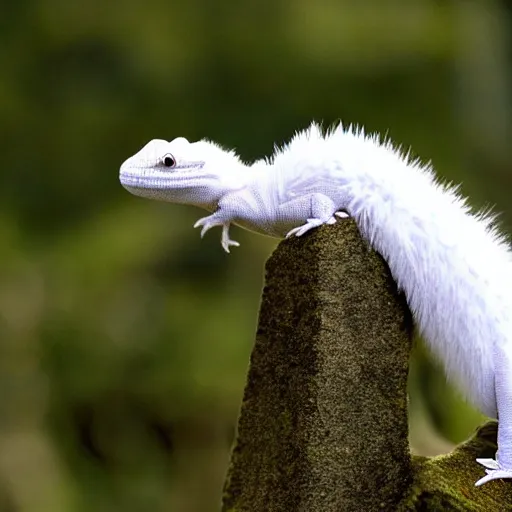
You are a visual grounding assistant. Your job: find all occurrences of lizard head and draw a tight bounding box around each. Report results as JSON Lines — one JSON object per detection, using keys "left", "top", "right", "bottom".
{"left": 119, "top": 137, "right": 243, "bottom": 206}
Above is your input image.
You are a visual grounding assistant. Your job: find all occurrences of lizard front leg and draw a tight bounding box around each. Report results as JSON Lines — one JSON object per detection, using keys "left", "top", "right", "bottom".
{"left": 194, "top": 210, "right": 239, "bottom": 253}
{"left": 475, "top": 342, "right": 512, "bottom": 486}
{"left": 283, "top": 193, "right": 349, "bottom": 238}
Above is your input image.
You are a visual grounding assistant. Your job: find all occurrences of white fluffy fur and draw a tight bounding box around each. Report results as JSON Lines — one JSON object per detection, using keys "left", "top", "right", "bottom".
{"left": 275, "top": 124, "right": 512, "bottom": 417}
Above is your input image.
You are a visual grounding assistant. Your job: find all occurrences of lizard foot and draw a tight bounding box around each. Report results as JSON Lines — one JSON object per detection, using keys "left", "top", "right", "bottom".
{"left": 194, "top": 215, "right": 223, "bottom": 237}
{"left": 475, "top": 458, "right": 512, "bottom": 486}
{"left": 221, "top": 225, "right": 239, "bottom": 253}
{"left": 194, "top": 216, "right": 239, "bottom": 252}
{"left": 286, "top": 211, "right": 350, "bottom": 238}
{"left": 286, "top": 218, "right": 325, "bottom": 238}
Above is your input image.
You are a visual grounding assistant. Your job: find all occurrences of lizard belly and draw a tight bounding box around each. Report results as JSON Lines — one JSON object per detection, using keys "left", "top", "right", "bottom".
{"left": 227, "top": 186, "right": 310, "bottom": 239}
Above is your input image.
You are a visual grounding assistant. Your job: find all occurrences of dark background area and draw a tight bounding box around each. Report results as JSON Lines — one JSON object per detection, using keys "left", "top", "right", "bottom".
{"left": 0, "top": 1, "right": 511, "bottom": 510}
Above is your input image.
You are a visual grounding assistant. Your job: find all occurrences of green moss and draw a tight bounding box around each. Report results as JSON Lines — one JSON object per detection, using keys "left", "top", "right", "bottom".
{"left": 402, "top": 421, "right": 512, "bottom": 510}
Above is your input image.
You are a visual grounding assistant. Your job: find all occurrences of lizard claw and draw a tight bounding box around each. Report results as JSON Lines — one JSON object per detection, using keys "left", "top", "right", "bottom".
{"left": 476, "top": 458, "right": 500, "bottom": 470}
{"left": 194, "top": 215, "right": 238, "bottom": 252}
{"left": 475, "top": 458, "right": 512, "bottom": 486}
{"left": 327, "top": 211, "right": 349, "bottom": 225}
{"left": 221, "top": 225, "right": 239, "bottom": 253}
{"left": 286, "top": 218, "right": 324, "bottom": 238}
{"left": 286, "top": 211, "right": 351, "bottom": 238}
{"left": 194, "top": 216, "right": 221, "bottom": 238}
{"left": 221, "top": 239, "right": 240, "bottom": 253}
{"left": 475, "top": 469, "right": 512, "bottom": 486}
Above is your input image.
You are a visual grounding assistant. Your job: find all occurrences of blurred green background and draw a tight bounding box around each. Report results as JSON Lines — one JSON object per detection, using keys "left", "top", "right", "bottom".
{"left": 1, "top": 0, "right": 511, "bottom": 510}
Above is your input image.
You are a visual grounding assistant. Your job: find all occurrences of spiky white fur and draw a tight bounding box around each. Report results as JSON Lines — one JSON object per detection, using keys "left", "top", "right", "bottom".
{"left": 120, "top": 122, "right": 512, "bottom": 486}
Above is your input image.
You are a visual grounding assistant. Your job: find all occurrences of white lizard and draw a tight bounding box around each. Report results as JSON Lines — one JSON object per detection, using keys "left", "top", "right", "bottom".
{"left": 119, "top": 122, "right": 512, "bottom": 487}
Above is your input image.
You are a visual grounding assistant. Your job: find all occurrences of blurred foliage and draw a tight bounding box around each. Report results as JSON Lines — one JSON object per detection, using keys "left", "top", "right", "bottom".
{"left": 0, "top": 0, "right": 511, "bottom": 511}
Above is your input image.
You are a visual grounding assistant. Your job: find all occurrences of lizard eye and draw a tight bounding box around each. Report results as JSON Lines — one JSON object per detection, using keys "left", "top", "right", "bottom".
{"left": 162, "top": 154, "right": 176, "bottom": 168}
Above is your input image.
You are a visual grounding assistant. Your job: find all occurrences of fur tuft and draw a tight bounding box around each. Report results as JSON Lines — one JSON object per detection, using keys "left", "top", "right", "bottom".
{"left": 271, "top": 123, "right": 512, "bottom": 417}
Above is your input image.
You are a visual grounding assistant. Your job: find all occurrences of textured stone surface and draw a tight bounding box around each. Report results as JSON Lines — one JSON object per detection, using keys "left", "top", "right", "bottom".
{"left": 222, "top": 220, "right": 413, "bottom": 511}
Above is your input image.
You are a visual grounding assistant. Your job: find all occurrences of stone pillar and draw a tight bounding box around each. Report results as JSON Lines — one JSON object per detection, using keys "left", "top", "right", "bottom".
{"left": 222, "top": 220, "right": 413, "bottom": 511}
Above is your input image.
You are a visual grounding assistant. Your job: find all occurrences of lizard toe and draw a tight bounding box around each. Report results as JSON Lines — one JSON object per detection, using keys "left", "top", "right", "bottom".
{"left": 476, "top": 458, "right": 500, "bottom": 470}
{"left": 220, "top": 224, "right": 239, "bottom": 253}
{"left": 475, "top": 458, "right": 512, "bottom": 486}
{"left": 221, "top": 240, "right": 240, "bottom": 253}
{"left": 286, "top": 219, "right": 324, "bottom": 238}
{"left": 475, "top": 468, "right": 512, "bottom": 486}
{"left": 194, "top": 215, "right": 223, "bottom": 238}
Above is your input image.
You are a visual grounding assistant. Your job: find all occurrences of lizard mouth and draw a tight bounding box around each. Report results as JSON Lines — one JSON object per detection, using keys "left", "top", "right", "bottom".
{"left": 119, "top": 162, "right": 204, "bottom": 188}
{"left": 120, "top": 172, "right": 191, "bottom": 188}
{"left": 119, "top": 162, "right": 208, "bottom": 190}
